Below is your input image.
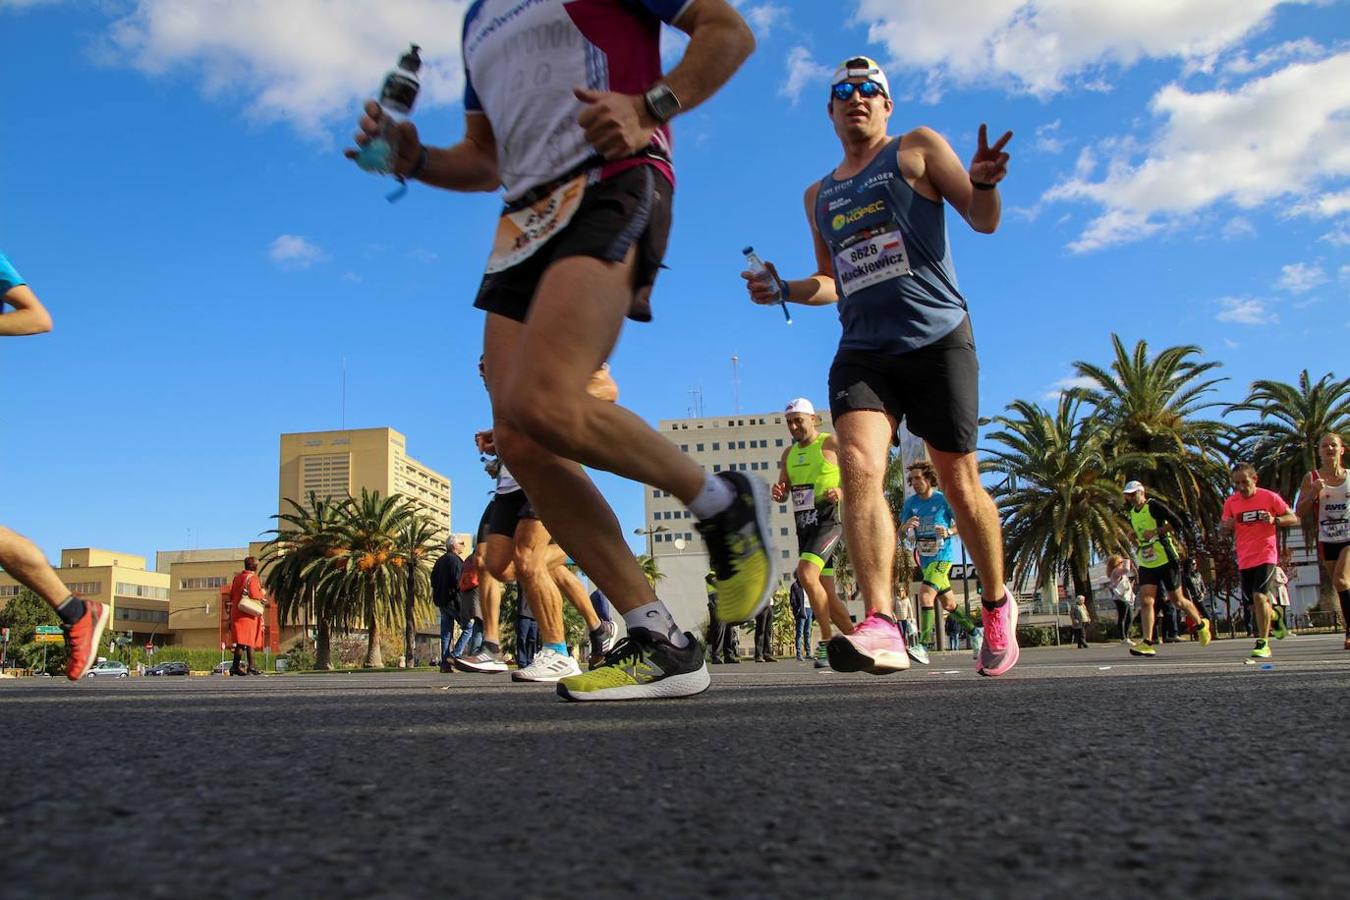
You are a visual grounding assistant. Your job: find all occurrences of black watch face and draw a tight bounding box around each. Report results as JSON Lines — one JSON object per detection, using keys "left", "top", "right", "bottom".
{"left": 648, "top": 87, "right": 679, "bottom": 122}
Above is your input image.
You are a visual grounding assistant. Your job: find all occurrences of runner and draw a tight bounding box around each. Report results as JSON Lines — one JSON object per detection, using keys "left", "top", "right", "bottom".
{"left": 1220, "top": 463, "right": 1298, "bottom": 659}
{"left": 452, "top": 481, "right": 509, "bottom": 673}
{"left": 901, "top": 460, "right": 979, "bottom": 664}
{"left": 1122, "top": 481, "right": 1213, "bottom": 657}
{"left": 351, "top": 0, "right": 764, "bottom": 702}
{"left": 1296, "top": 432, "right": 1350, "bottom": 649}
{"left": 770, "top": 398, "right": 853, "bottom": 669}
{"left": 742, "top": 56, "right": 1020, "bottom": 676}
{"left": 0, "top": 251, "right": 108, "bottom": 680}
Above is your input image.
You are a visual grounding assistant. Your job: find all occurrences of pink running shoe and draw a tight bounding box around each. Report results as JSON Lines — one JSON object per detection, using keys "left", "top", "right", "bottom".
{"left": 826, "top": 612, "right": 911, "bottom": 675}
{"left": 976, "top": 584, "right": 1020, "bottom": 677}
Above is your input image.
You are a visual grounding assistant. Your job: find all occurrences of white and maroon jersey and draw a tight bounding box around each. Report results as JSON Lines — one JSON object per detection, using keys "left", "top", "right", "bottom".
{"left": 462, "top": 0, "right": 688, "bottom": 201}
{"left": 1318, "top": 473, "right": 1350, "bottom": 544}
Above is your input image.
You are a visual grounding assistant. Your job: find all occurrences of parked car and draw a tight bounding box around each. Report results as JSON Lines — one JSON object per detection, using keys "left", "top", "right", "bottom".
{"left": 145, "top": 661, "right": 189, "bottom": 676}
{"left": 86, "top": 661, "right": 129, "bottom": 678}
{"left": 211, "top": 660, "right": 233, "bottom": 675}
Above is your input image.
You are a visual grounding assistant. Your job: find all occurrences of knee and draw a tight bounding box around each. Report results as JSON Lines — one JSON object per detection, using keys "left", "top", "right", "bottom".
{"left": 838, "top": 443, "right": 884, "bottom": 489}
{"left": 514, "top": 546, "right": 549, "bottom": 584}
{"left": 484, "top": 547, "right": 512, "bottom": 582}
{"left": 796, "top": 562, "right": 821, "bottom": 586}
{"left": 500, "top": 383, "right": 586, "bottom": 454}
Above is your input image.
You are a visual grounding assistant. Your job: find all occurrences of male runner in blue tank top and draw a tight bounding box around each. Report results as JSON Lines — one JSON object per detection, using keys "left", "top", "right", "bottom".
{"left": 743, "top": 56, "right": 1020, "bottom": 678}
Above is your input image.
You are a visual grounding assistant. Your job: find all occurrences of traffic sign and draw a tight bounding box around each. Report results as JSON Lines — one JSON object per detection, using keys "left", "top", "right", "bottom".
{"left": 35, "top": 625, "right": 62, "bottom": 635}
{"left": 34, "top": 633, "right": 65, "bottom": 644}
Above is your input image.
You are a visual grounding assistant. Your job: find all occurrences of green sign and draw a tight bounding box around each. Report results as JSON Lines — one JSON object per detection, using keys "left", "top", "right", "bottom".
{"left": 35, "top": 625, "right": 62, "bottom": 635}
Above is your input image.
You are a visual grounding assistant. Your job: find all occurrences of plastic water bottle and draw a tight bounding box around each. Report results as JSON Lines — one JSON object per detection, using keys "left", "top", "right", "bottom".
{"left": 743, "top": 246, "right": 792, "bottom": 324}
{"left": 356, "top": 44, "right": 423, "bottom": 198}
{"left": 901, "top": 527, "right": 917, "bottom": 553}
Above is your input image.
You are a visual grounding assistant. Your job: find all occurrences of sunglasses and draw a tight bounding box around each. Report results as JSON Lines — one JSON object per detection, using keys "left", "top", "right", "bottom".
{"left": 832, "top": 81, "right": 887, "bottom": 101}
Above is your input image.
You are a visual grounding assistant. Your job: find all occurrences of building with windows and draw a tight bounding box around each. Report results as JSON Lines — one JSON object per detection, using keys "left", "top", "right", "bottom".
{"left": 278, "top": 427, "right": 452, "bottom": 534}
{"left": 644, "top": 410, "right": 836, "bottom": 630}
{"left": 0, "top": 548, "right": 171, "bottom": 646}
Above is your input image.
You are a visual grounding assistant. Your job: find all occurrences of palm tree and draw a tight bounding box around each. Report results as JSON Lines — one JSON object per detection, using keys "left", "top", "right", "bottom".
{"left": 1227, "top": 370, "right": 1350, "bottom": 502}
{"left": 982, "top": 394, "right": 1142, "bottom": 605}
{"left": 1228, "top": 370, "right": 1350, "bottom": 613}
{"left": 319, "top": 489, "right": 419, "bottom": 668}
{"left": 392, "top": 512, "right": 445, "bottom": 667}
{"left": 1070, "top": 335, "right": 1233, "bottom": 534}
{"left": 636, "top": 554, "right": 664, "bottom": 588}
{"left": 261, "top": 492, "right": 346, "bottom": 670}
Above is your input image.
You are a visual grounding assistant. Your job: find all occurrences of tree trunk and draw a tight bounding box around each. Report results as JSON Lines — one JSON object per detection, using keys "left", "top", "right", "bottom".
{"left": 404, "top": 570, "right": 416, "bottom": 668}
{"left": 315, "top": 616, "right": 333, "bottom": 670}
{"left": 363, "top": 602, "right": 383, "bottom": 668}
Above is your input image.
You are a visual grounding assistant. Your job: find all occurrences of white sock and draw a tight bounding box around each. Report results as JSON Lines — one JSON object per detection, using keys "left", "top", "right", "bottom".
{"left": 686, "top": 473, "right": 735, "bottom": 520}
{"left": 623, "top": 600, "right": 691, "bottom": 648}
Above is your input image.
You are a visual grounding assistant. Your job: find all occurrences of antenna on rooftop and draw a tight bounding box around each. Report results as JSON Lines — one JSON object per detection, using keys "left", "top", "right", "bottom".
{"left": 688, "top": 386, "right": 703, "bottom": 419}
{"left": 341, "top": 357, "right": 348, "bottom": 431}
{"left": 731, "top": 355, "right": 741, "bottom": 414}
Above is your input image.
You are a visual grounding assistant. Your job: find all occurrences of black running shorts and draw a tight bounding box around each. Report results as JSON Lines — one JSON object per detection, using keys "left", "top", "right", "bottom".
{"left": 476, "top": 500, "right": 495, "bottom": 546}
{"left": 1321, "top": 540, "right": 1350, "bottom": 562}
{"left": 1138, "top": 562, "right": 1181, "bottom": 593}
{"left": 1239, "top": 563, "right": 1277, "bottom": 602}
{"left": 828, "top": 317, "right": 979, "bottom": 454}
{"left": 473, "top": 165, "right": 673, "bottom": 324}
{"left": 487, "top": 490, "right": 537, "bottom": 538}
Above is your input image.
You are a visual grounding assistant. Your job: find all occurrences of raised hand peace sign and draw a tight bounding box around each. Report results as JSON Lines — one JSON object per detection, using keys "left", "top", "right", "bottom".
{"left": 969, "top": 123, "right": 1013, "bottom": 187}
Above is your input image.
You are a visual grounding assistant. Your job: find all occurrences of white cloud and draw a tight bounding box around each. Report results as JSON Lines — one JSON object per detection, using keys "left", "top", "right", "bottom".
{"left": 742, "top": 3, "right": 788, "bottom": 37}
{"left": 102, "top": 1, "right": 471, "bottom": 136}
{"left": 1043, "top": 52, "right": 1350, "bottom": 252}
{"left": 1041, "top": 374, "right": 1097, "bottom": 400}
{"left": 1278, "top": 262, "right": 1327, "bottom": 293}
{"left": 1216, "top": 297, "right": 1277, "bottom": 325}
{"left": 1218, "top": 37, "right": 1324, "bottom": 77}
{"left": 851, "top": 0, "right": 1313, "bottom": 97}
{"left": 0, "top": 0, "right": 63, "bottom": 9}
{"left": 1223, "top": 338, "right": 1241, "bottom": 349}
{"left": 1287, "top": 190, "right": 1350, "bottom": 218}
{"left": 780, "top": 45, "right": 831, "bottom": 104}
{"left": 660, "top": 26, "right": 690, "bottom": 66}
{"left": 1034, "top": 119, "right": 1065, "bottom": 154}
{"left": 269, "top": 234, "right": 327, "bottom": 268}
{"left": 1322, "top": 225, "right": 1350, "bottom": 246}
{"left": 1341, "top": 264, "right": 1350, "bottom": 282}
{"left": 1221, "top": 216, "right": 1255, "bottom": 240}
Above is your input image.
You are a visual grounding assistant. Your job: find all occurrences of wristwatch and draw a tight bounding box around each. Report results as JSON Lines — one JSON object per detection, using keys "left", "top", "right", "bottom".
{"left": 643, "top": 83, "right": 682, "bottom": 124}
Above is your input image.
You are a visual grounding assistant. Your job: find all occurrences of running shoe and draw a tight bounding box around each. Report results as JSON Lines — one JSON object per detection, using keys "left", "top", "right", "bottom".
{"left": 976, "top": 586, "right": 1020, "bottom": 677}
{"left": 813, "top": 643, "right": 830, "bottom": 669}
{"left": 588, "top": 620, "right": 620, "bottom": 669}
{"left": 1270, "top": 610, "right": 1288, "bottom": 641}
{"left": 1196, "top": 619, "right": 1212, "bottom": 646}
{"left": 1130, "top": 641, "right": 1157, "bottom": 657}
{"left": 511, "top": 647, "right": 582, "bottom": 683}
{"left": 557, "top": 628, "right": 710, "bottom": 702}
{"left": 694, "top": 472, "right": 774, "bottom": 624}
{"left": 826, "top": 613, "right": 911, "bottom": 675}
{"left": 63, "top": 600, "right": 108, "bottom": 681}
{"left": 453, "top": 648, "right": 508, "bottom": 674}
{"left": 1251, "top": 640, "right": 1271, "bottom": 659}
{"left": 908, "top": 641, "right": 931, "bottom": 666}
{"left": 1343, "top": 636, "right": 1350, "bottom": 651}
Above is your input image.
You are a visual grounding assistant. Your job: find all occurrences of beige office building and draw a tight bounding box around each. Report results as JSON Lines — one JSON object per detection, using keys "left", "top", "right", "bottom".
{"left": 0, "top": 548, "right": 171, "bottom": 646}
{"left": 278, "top": 428, "right": 452, "bottom": 534}
{"left": 644, "top": 409, "right": 843, "bottom": 630}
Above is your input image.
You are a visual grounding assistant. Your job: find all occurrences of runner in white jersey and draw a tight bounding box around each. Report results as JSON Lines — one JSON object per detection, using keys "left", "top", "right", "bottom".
{"left": 1296, "top": 432, "right": 1350, "bottom": 649}
{"left": 349, "top": 0, "right": 767, "bottom": 703}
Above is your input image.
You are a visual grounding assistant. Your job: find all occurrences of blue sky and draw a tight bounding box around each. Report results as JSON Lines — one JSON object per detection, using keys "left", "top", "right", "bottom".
{"left": 2, "top": 0, "right": 1347, "bottom": 567}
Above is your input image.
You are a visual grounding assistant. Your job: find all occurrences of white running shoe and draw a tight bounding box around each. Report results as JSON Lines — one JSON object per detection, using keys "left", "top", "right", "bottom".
{"left": 512, "top": 647, "right": 582, "bottom": 683}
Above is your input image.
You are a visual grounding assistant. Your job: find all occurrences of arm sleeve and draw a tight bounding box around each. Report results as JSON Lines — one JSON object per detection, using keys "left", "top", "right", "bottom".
{"left": 462, "top": 1, "right": 484, "bottom": 112}
{"left": 0, "top": 253, "right": 26, "bottom": 295}
{"left": 1148, "top": 499, "right": 1182, "bottom": 529}
{"left": 631, "top": 0, "right": 696, "bottom": 26}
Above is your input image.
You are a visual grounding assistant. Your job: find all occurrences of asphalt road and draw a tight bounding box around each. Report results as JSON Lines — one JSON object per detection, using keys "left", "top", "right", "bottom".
{"left": 2, "top": 634, "right": 1348, "bottom": 900}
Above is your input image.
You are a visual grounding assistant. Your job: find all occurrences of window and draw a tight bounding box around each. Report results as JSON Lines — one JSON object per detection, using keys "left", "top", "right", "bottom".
{"left": 713, "top": 464, "right": 722, "bottom": 472}
{"left": 0, "top": 585, "right": 21, "bottom": 598}
{"left": 780, "top": 527, "right": 789, "bottom": 536}
{"left": 680, "top": 444, "right": 688, "bottom": 452}
{"left": 116, "top": 582, "right": 170, "bottom": 601}
{"left": 64, "top": 581, "right": 102, "bottom": 596}
{"left": 712, "top": 442, "right": 720, "bottom": 451}
{"left": 776, "top": 438, "right": 785, "bottom": 447}
{"left": 696, "top": 443, "right": 704, "bottom": 452}
{"left": 179, "top": 576, "right": 228, "bottom": 590}
{"left": 652, "top": 489, "right": 660, "bottom": 498}
{"left": 779, "top": 505, "right": 788, "bottom": 514}
{"left": 782, "top": 550, "right": 791, "bottom": 558}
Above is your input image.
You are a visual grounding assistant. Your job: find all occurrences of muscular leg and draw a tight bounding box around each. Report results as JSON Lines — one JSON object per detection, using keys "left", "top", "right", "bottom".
{"left": 1165, "top": 586, "right": 1206, "bottom": 631}
{"left": 1252, "top": 590, "right": 1272, "bottom": 641}
{"left": 555, "top": 563, "right": 601, "bottom": 630}
{"left": 1328, "top": 548, "right": 1350, "bottom": 633}
{"left": 483, "top": 534, "right": 516, "bottom": 584}
{"left": 486, "top": 252, "right": 708, "bottom": 616}
{"left": 928, "top": 448, "right": 1007, "bottom": 602}
{"left": 819, "top": 574, "right": 853, "bottom": 634}
{"left": 918, "top": 581, "right": 938, "bottom": 644}
{"left": 834, "top": 410, "right": 899, "bottom": 617}
{"left": 480, "top": 570, "right": 503, "bottom": 645}
{"left": 1138, "top": 586, "right": 1157, "bottom": 644}
{"left": 513, "top": 519, "right": 567, "bottom": 646}
{"left": 797, "top": 561, "right": 840, "bottom": 640}
{"left": 0, "top": 526, "right": 70, "bottom": 609}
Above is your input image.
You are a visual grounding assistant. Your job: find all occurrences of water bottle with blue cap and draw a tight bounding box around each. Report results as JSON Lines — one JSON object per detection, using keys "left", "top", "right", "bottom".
{"left": 355, "top": 44, "right": 422, "bottom": 202}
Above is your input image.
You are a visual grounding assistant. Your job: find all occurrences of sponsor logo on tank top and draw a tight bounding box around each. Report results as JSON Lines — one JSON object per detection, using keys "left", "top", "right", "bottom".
{"left": 831, "top": 199, "right": 886, "bottom": 232}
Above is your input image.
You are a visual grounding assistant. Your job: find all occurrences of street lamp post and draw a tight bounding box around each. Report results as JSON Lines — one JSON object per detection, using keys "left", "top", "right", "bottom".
{"left": 634, "top": 525, "right": 670, "bottom": 559}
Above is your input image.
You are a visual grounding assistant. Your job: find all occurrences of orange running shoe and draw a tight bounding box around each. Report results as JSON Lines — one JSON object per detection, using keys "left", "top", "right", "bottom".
{"left": 63, "top": 601, "right": 109, "bottom": 681}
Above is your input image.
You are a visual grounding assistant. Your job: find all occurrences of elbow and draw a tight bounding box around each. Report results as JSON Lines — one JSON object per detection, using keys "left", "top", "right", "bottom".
{"left": 736, "top": 17, "right": 757, "bottom": 62}
{"left": 33, "top": 311, "right": 54, "bottom": 335}
{"left": 971, "top": 220, "right": 999, "bottom": 235}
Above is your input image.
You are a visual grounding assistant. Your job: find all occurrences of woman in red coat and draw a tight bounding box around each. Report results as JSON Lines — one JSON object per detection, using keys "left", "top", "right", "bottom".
{"left": 228, "top": 556, "right": 266, "bottom": 676}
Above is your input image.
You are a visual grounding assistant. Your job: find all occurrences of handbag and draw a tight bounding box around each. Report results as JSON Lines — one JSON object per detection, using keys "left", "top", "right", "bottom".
{"left": 237, "top": 574, "right": 264, "bottom": 618}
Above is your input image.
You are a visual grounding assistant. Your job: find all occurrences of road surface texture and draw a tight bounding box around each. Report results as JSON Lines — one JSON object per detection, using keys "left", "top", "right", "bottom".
{"left": 2, "top": 634, "right": 1347, "bottom": 899}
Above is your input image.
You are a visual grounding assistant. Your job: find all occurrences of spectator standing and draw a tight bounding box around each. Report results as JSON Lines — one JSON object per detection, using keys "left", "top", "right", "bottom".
{"left": 1069, "top": 594, "right": 1090, "bottom": 649}
{"left": 228, "top": 557, "right": 267, "bottom": 676}
{"left": 453, "top": 559, "right": 484, "bottom": 659}
{"left": 1107, "top": 555, "right": 1136, "bottom": 646}
{"left": 516, "top": 590, "right": 539, "bottom": 669}
{"left": 790, "top": 578, "right": 813, "bottom": 660}
{"left": 431, "top": 537, "right": 464, "bottom": 671}
{"left": 752, "top": 592, "right": 776, "bottom": 662}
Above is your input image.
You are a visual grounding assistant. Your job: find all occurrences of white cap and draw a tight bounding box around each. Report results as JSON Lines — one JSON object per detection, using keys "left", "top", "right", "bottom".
{"left": 785, "top": 398, "right": 816, "bottom": 417}
{"left": 1122, "top": 480, "right": 1145, "bottom": 495}
{"left": 832, "top": 56, "right": 891, "bottom": 98}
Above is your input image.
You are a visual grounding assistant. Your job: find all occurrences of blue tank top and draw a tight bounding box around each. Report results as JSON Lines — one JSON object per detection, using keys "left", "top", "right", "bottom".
{"left": 814, "top": 137, "right": 968, "bottom": 354}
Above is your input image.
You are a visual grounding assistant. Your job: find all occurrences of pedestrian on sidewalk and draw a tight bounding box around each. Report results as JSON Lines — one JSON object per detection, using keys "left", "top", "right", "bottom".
{"left": 1107, "top": 554, "right": 1136, "bottom": 646}
{"left": 753, "top": 591, "right": 775, "bottom": 662}
{"left": 790, "top": 577, "right": 813, "bottom": 660}
{"left": 1070, "top": 594, "right": 1090, "bottom": 649}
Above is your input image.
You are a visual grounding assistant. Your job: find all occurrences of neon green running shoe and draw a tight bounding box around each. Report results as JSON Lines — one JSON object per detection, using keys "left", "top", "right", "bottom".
{"left": 1251, "top": 640, "right": 1271, "bottom": 659}
{"left": 694, "top": 472, "right": 774, "bottom": 624}
{"left": 1271, "top": 608, "right": 1288, "bottom": 640}
{"left": 1129, "top": 641, "right": 1157, "bottom": 657}
{"left": 556, "top": 628, "right": 710, "bottom": 702}
{"left": 1196, "top": 619, "right": 1212, "bottom": 646}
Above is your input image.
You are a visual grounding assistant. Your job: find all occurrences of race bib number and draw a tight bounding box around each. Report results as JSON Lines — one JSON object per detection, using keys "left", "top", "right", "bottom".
{"left": 917, "top": 538, "right": 939, "bottom": 556}
{"left": 485, "top": 174, "right": 587, "bottom": 274}
{"left": 1139, "top": 542, "right": 1162, "bottom": 565}
{"left": 834, "top": 227, "right": 913, "bottom": 297}
{"left": 1239, "top": 510, "right": 1264, "bottom": 524}
{"left": 791, "top": 485, "right": 815, "bottom": 513}
{"left": 1323, "top": 516, "right": 1350, "bottom": 542}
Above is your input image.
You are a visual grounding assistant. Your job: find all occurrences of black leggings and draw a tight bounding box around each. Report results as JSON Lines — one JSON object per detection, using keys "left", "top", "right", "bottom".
{"left": 1115, "top": 599, "right": 1133, "bottom": 639}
